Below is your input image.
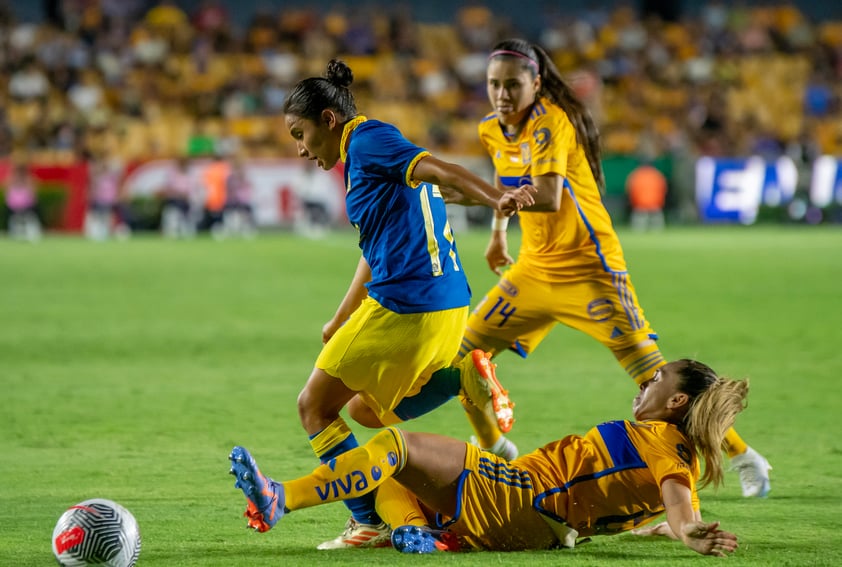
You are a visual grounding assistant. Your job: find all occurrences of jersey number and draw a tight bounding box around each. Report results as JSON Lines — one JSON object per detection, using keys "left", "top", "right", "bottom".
{"left": 479, "top": 296, "right": 517, "bottom": 327}
{"left": 419, "top": 184, "right": 459, "bottom": 277}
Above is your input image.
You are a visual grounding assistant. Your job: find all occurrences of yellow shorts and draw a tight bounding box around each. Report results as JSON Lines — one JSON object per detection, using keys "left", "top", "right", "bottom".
{"left": 463, "top": 262, "right": 657, "bottom": 356}
{"left": 436, "top": 444, "right": 558, "bottom": 551}
{"left": 316, "top": 297, "right": 467, "bottom": 424}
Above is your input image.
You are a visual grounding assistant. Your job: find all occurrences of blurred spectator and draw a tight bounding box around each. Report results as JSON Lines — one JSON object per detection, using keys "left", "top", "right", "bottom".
{"left": 457, "top": 4, "right": 496, "bottom": 51}
{"left": 9, "top": 57, "right": 50, "bottom": 101}
{"left": 192, "top": 0, "right": 230, "bottom": 48}
{"left": 85, "top": 152, "right": 130, "bottom": 240}
{"left": 159, "top": 155, "right": 197, "bottom": 238}
{"left": 222, "top": 156, "right": 256, "bottom": 238}
{"left": 4, "top": 160, "right": 42, "bottom": 241}
{"left": 626, "top": 163, "right": 668, "bottom": 231}
{"left": 76, "top": 1, "right": 105, "bottom": 46}
{"left": 260, "top": 75, "right": 289, "bottom": 113}
{"left": 197, "top": 152, "right": 229, "bottom": 237}
{"left": 294, "top": 165, "right": 337, "bottom": 239}
{"left": 131, "top": 22, "right": 169, "bottom": 67}
{"left": 9, "top": 22, "right": 39, "bottom": 55}
{"left": 145, "top": 0, "right": 188, "bottom": 32}
{"left": 67, "top": 68, "right": 104, "bottom": 117}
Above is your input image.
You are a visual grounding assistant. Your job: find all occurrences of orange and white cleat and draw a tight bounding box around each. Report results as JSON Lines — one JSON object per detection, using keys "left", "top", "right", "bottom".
{"left": 461, "top": 350, "right": 515, "bottom": 433}
{"left": 316, "top": 517, "right": 392, "bottom": 550}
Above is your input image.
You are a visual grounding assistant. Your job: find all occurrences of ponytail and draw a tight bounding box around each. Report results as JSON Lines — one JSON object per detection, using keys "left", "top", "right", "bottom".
{"left": 674, "top": 360, "right": 749, "bottom": 489}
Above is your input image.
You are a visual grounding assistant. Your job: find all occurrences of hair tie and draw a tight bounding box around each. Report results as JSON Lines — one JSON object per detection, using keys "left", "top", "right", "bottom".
{"left": 489, "top": 49, "right": 539, "bottom": 73}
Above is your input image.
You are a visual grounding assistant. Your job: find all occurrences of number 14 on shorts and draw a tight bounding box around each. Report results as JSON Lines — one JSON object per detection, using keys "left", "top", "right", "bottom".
{"left": 478, "top": 296, "right": 516, "bottom": 327}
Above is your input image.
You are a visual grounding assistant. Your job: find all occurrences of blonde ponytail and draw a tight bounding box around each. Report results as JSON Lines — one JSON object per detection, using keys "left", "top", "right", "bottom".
{"left": 684, "top": 378, "right": 749, "bottom": 488}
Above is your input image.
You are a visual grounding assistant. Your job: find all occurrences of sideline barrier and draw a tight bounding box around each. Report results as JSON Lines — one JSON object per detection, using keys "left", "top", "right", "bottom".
{"left": 4, "top": 155, "right": 840, "bottom": 232}
{"left": 696, "top": 155, "right": 842, "bottom": 224}
{"left": 0, "top": 161, "right": 87, "bottom": 231}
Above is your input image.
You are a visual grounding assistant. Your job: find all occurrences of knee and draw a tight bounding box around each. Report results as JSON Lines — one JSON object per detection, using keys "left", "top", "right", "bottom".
{"left": 297, "top": 387, "right": 333, "bottom": 432}
{"left": 296, "top": 387, "right": 312, "bottom": 423}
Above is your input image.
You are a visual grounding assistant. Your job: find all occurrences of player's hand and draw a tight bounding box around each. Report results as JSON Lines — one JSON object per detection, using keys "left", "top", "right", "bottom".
{"left": 485, "top": 232, "right": 513, "bottom": 275}
{"left": 680, "top": 521, "right": 738, "bottom": 557}
{"left": 631, "top": 521, "right": 678, "bottom": 540}
{"left": 322, "top": 318, "right": 343, "bottom": 344}
{"left": 497, "top": 184, "right": 536, "bottom": 216}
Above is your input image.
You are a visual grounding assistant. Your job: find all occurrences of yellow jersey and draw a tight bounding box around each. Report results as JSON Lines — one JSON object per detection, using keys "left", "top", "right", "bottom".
{"left": 478, "top": 98, "right": 627, "bottom": 281}
{"left": 516, "top": 419, "right": 700, "bottom": 537}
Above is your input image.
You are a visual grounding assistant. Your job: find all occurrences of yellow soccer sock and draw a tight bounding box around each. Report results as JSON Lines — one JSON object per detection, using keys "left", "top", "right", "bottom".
{"left": 308, "top": 416, "right": 380, "bottom": 524}
{"left": 723, "top": 427, "right": 749, "bottom": 458}
{"left": 285, "top": 427, "right": 407, "bottom": 511}
{"left": 375, "top": 478, "right": 427, "bottom": 527}
{"left": 618, "top": 343, "right": 667, "bottom": 385}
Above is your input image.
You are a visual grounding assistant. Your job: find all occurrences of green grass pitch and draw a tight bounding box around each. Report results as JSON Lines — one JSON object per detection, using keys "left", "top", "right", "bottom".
{"left": 2, "top": 225, "right": 841, "bottom": 566}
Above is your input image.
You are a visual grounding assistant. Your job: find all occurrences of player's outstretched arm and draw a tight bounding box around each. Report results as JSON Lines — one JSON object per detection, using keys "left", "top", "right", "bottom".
{"left": 413, "top": 155, "right": 534, "bottom": 213}
{"left": 631, "top": 520, "right": 678, "bottom": 539}
{"left": 662, "top": 479, "right": 738, "bottom": 557}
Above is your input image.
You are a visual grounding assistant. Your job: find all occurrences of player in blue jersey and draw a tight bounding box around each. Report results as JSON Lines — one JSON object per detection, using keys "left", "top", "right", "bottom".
{"left": 229, "top": 59, "right": 536, "bottom": 550}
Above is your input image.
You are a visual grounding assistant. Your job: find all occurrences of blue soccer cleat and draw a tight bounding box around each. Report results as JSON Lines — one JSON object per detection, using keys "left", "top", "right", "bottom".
{"left": 391, "top": 525, "right": 460, "bottom": 553}
{"left": 229, "top": 446, "right": 286, "bottom": 532}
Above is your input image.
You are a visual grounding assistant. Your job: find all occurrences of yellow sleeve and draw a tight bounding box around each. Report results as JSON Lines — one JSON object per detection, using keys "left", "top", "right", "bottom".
{"left": 530, "top": 112, "right": 574, "bottom": 179}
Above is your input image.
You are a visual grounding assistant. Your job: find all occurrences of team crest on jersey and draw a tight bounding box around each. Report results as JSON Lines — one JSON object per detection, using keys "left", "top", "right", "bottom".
{"left": 534, "top": 127, "right": 550, "bottom": 146}
{"left": 587, "top": 298, "right": 615, "bottom": 321}
{"left": 520, "top": 143, "right": 531, "bottom": 164}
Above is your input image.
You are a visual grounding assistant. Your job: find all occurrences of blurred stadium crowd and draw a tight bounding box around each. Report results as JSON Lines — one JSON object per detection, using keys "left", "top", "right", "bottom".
{"left": 2, "top": 0, "right": 841, "bottom": 162}
{"left": 1, "top": 0, "right": 842, "bottom": 236}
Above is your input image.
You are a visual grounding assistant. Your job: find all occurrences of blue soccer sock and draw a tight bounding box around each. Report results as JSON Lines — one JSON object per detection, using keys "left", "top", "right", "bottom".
{"left": 393, "top": 366, "right": 461, "bottom": 421}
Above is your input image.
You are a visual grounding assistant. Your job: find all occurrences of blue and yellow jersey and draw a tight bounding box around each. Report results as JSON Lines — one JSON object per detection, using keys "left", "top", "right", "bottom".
{"left": 341, "top": 117, "right": 470, "bottom": 314}
{"left": 478, "top": 97, "right": 627, "bottom": 281}
{"left": 516, "top": 419, "right": 699, "bottom": 537}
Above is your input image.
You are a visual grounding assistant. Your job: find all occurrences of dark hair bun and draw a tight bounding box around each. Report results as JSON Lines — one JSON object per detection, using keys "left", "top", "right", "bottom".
{"left": 325, "top": 59, "right": 354, "bottom": 88}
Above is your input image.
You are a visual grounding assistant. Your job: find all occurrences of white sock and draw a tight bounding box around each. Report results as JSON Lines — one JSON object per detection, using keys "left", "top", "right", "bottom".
{"left": 488, "top": 436, "right": 519, "bottom": 461}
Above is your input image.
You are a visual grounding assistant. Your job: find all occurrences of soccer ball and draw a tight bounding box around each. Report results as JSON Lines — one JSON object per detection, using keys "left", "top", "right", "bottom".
{"left": 52, "top": 499, "right": 141, "bottom": 567}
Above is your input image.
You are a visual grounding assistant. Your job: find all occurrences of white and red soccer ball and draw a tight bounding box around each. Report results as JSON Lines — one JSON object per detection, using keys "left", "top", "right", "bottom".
{"left": 52, "top": 499, "right": 141, "bottom": 567}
